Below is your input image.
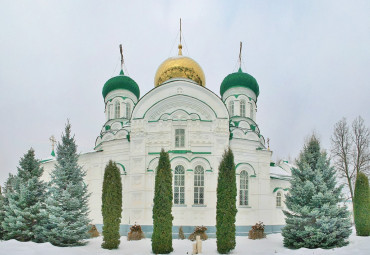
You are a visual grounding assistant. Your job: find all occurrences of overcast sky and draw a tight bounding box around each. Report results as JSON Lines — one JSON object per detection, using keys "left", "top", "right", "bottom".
{"left": 0, "top": 0, "right": 369, "bottom": 184}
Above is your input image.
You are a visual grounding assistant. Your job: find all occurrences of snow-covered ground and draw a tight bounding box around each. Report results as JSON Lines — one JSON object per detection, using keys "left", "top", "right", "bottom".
{"left": 0, "top": 229, "right": 369, "bottom": 255}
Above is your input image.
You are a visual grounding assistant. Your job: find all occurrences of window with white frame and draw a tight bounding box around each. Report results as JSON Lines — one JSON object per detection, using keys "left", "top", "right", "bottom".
{"left": 239, "top": 170, "right": 248, "bottom": 205}
{"left": 249, "top": 102, "right": 253, "bottom": 118}
{"left": 108, "top": 104, "right": 112, "bottom": 120}
{"left": 194, "top": 165, "right": 204, "bottom": 205}
{"left": 276, "top": 191, "right": 282, "bottom": 207}
{"left": 126, "top": 103, "right": 131, "bottom": 119}
{"left": 114, "top": 101, "right": 120, "bottom": 119}
{"left": 240, "top": 100, "right": 246, "bottom": 117}
{"left": 174, "top": 165, "right": 185, "bottom": 205}
{"left": 229, "top": 101, "right": 234, "bottom": 117}
{"left": 175, "top": 129, "right": 185, "bottom": 148}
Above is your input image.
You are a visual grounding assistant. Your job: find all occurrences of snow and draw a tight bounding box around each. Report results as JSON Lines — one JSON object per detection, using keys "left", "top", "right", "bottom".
{"left": 0, "top": 228, "right": 369, "bottom": 255}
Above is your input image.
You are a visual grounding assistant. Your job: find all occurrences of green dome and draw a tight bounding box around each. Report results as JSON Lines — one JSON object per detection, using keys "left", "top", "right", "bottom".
{"left": 102, "top": 70, "right": 140, "bottom": 99}
{"left": 220, "top": 68, "right": 259, "bottom": 97}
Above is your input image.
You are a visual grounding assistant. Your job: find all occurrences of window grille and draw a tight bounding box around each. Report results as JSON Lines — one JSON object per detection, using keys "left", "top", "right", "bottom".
{"left": 229, "top": 101, "right": 234, "bottom": 117}
{"left": 276, "top": 192, "right": 282, "bottom": 207}
{"left": 126, "top": 103, "right": 131, "bottom": 119}
{"left": 239, "top": 170, "right": 248, "bottom": 205}
{"left": 194, "top": 165, "right": 204, "bottom": 205}
{"left": 175, "top": 129, "right": 185, "bottom": 147}
{"left": 240, "top": 100, "right": 246, "bottom": 117}
{"left": 115, "top": 101, "right": 120, "bottom": 119}
{"left": 174, "top": 165, "right": 185, "bottom": 205}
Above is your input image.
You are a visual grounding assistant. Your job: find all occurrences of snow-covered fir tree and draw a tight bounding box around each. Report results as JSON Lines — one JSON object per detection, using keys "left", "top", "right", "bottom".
{"left": 0, "top": 185, "right": 4, "bottom": 240}
{"left": 282, "top": 135, "right": 352, "bottom": 248}
{"left": 2, "top": 149, "right": 46, "bottom": 242}
{"left": 45, "top": 121, "right": 90, "bottom": 246}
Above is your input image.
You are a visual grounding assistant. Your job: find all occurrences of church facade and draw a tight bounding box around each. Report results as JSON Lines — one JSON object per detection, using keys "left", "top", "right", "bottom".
{"left": 41, "top": 43, "right": 291, "bottom": 237}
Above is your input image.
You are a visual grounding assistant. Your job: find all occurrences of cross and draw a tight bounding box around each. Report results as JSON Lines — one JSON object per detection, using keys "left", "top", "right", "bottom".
{"left": 239, "top": 41, "right": 242, "bottom": 69}
{"left": 119, "top": 44, "right": 124, "bottom": 71}
{"left": 178, "top": 18, "right": 183, "bottom": 55}
{"left": 49, "top": 135, "right": 56, "bottom": 152}
{"left": 267, "top": 137, "right": 270, "bottom": 150}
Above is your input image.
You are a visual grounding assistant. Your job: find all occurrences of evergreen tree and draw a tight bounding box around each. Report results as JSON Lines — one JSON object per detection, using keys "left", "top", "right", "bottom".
{"left": 101, "top": 161, "right": 122, "bottom": 249}
{"left": 354, "top": 172, "right": 370, "bottom": 236}
{"left": 282, "top": 135, "right": 352, "bottom": 248}
{"left": 0, "top": 186, "right": 4, "bottom": 240}
{"left": 216, "top": 148, "right": 237, "bottom": 254}
{"left": 0, "top": 175, "right": 15, "bottom": 240}
{"left": 2, "top": 149, "right": 46, "bottom": 242}
{"left": 45, "top": 121, "right": 90, "bottom": 246}
{"left": 152, "top": 149, "right": 173, "bottom": 254}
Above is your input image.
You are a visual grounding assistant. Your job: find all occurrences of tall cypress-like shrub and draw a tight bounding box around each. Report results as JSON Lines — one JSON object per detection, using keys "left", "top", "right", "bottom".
{"left": 2, "top": 149, "right": 46, "bottom": 242}
{"left": 354, "top": 172, "right": 370, "bottom": 236}
{"left": 45, "top": 121, "right": 90, "bottom": 246}
{"left": 102, "top": 161, "right": 122, "bottom": 249}
{"left": 216, "top": 148, "right": 237, "bottom": 254}
{"left": 282, "top": 135, "right": 352, "bottom": 248}
{"left": 152, "top": 149, "right": 173, "bottom": 254}
{"left": 0, "top": 186, "right": 4, "bottom": 240}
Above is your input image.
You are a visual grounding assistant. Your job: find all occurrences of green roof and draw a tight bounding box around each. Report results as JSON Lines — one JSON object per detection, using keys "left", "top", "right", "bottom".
{"left": 102, "top": 70, "right": 140, "bottom": 99}
{"left": 220, "top": 68, "right": 259, "bottom": 97}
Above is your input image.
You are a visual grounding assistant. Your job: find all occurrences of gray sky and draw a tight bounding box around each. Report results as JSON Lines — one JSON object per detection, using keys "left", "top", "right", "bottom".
{"left": 0, "top": 0, "right": 369, "bottom": 184}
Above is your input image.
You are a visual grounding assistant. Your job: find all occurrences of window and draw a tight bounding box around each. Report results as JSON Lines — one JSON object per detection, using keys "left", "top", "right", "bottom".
{"left": 115, "top": 101, "right": 120, "bottom": 119}
{"left": 249, "top": 102, "right": 253, "bottom": 118}
{"left": 276, "top": 192, "right": 282, "bottom": 207}
{"left": 229, "top": 101, "right": 234, "bottom": 117}
{"left": 108, "top": 104, "right": 112, "bottom": 120}
{"left": 194, "top": 165, "right": 204, "bottom": 205}
{"left": 175, "top": 129, "right": 185, "bottom": 148}
{"left": 239, "top": 170, "right": 248, "bottom": 206}
{"left": 240, "top": 100, "right": 246, "bottom": 117}
{"left": 174, "top": 165, "right": 185, "bottom": 205}
{"left": 126, "top": 103, "right": 131, "bottom": 119}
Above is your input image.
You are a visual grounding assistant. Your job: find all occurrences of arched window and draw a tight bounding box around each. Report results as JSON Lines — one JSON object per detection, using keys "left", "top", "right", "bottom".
{"left": 115, "top": 101, "right": 120, "bottom": 119}
{"left": 276, "top": 192, "right": 282, "bottom": 207}
{"left": 108, "top": 104, "right": 112, "bottom": 120}
{"left": 194, "top": 165, "right": 204, "bottom": 205}
{"left": 240, "top": 100, "right": 246, "bottom": 117}
{"left": 240, "top": 170, "right": 248, "bottom": 206}
{"left": 229, "top": 101, "right": 234, "bottom": 117}
{"left": 174, "top": 165, "right": 185, "bottom": 205}
{"left": 126, "top": 103, "right": 131, "bottom": 119}
{"left": 249, "top": 102, "right": 253, "bottom": 118}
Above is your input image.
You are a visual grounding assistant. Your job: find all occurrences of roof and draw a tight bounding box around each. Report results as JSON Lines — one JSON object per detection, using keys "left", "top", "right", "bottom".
{"left": 102, "top": 70, "right": 140, "bottom": 99}
{"left": 220, "top": 67, "right": 259, "bottom": 97}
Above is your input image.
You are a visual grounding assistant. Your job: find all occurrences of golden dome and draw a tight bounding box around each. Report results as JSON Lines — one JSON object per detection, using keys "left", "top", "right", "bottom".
{"left": 154, "top": 45, "right": 205, "bottom": 87}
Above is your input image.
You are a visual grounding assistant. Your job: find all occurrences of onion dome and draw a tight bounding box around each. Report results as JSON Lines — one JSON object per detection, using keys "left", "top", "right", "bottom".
{"left": 102, "top": 69, "right": 140, "bottom": 99}
{"left": 220, "top": 67, "right": 259, "bottom": 97}
{"left": 154, "top": 45, "right": 205, "bottom": 87}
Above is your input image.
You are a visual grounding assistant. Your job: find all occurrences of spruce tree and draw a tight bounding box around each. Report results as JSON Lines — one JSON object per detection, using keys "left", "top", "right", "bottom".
{"left": 152, "top": 149, "right": 173, "bottom": 254}
{"left": 216, "top": 148, "right": 237, "bottom": 254}
{"left": 101, "top": 161, "right": 122, "bottom": 249}
{"left": 2, "top": 149, "right": 46, "bottom": 242}
{"left": 354, "top": 172, "right": 370, "bottom": 236}
{"left": 0, "top": 186, "right": 4, "bottom": 240}
{"left": 45, "top": 121, "right": 90, "bottom": 246}
{"left": 0, "top": 175, "right": 15, "bottom": 240}
{"left": 282, "top": 135, "right": 352, "bottom": 248}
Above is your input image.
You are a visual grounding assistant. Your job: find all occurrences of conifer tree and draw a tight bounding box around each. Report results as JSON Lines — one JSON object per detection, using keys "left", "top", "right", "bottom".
{"left": 101, "top": 161, "right": 122, "bottom": 249}
{"left": 282, "top": 135, "right": 352, "bottom": 248}
{"left": 2, "top": 149, "right": 46, "bottom": 242}
{"left": 0, "top": 186, "right": 4, "bottom": 240}
{"left": 216, "top": 148, "right": 237, "bottom": 254}
{"left": 152, "top": 149, "right": 173, "bottom": 254}
{"left": 0, "top": 175, "right": 15, "bottom": 240}
{"left": 354, "top": 172, "right": 370, "bottom": 236}
{"left": 45, "top": 121, "right": 90, "bottom": 246}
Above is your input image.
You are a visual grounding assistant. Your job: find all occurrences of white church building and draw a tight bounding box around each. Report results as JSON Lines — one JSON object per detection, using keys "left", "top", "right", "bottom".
{"left": 41, "top": 41, "right": 292, "bottom": 237}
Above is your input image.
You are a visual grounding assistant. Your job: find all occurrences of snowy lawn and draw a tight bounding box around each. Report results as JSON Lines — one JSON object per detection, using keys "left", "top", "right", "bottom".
{"left": 0, "top": 229, "right": 369, "bottom": 255}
